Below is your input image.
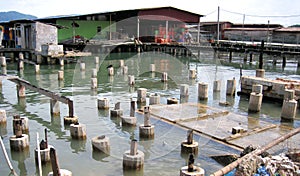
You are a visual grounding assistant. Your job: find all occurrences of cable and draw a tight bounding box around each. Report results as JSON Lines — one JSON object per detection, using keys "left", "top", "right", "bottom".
{"left": 205, "top": 9, "right": 217, "bottom": 16}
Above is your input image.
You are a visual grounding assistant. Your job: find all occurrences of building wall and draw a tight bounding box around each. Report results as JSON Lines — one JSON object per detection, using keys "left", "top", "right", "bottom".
{"left": 35, "top": 22, "right": 58, "bottom": 51}
{"left": 272, "top": 32, "right": 300, "bottom": 44}
{"left": 224, "top": 30, "right": 269, "bottom": 41}
{"left": 56, "top": 20, "right": 115, "bottom": 42}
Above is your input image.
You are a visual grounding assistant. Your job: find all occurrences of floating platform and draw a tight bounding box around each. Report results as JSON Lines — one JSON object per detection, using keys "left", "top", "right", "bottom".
{"left": 148, "top": 103, "right": 300, "bottom": 151}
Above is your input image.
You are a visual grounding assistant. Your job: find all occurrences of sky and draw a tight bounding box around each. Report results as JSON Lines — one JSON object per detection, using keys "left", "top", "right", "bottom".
{"left": 0, "top": 0, "right": 300, "bottom": 27}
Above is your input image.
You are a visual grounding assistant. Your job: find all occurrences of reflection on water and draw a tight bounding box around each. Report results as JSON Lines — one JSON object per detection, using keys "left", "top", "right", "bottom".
{"left": 0, "top": 51, "right": 299, "bottom": 175}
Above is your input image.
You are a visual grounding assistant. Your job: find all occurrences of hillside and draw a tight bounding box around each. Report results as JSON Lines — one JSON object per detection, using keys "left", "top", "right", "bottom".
{"left": 0, "top": 11, "right": 37, "bottom": 22}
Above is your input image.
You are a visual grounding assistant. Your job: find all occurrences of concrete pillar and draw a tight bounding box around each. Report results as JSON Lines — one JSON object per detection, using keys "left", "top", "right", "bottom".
{"left": 149, "top": 93, "right": 160, "bottom": 105}
{"left": 119, "top": 60, "right": 124, "bottom": 67}
{"left": 167, "top": 97, "right": 179, "bottom": 104}
{"left": 149, "top": 64, "right": 155, "bottom": 72}
{"left": 248, "top": 84, "right": 263, "bottom": 112}
{"left": 226, "top": 79, "right": 236, "bottom": 96}
{"left": 35, "top": 64, "right": 40, "bottom": 74}
{"left": 161, "top": 72, "right": 168, "bottom": 82}
{"left": 256, "top": 69, "right": 265, "bottom": 78}
{"left": 0, "top": 56, "right": 6, "bottom": 67}
{"left": 91, "top": 78, "right": 97, "bottom": 89}
{"left": 17, "top": 85, "right": 26, "bottom": 98}
{"left": 70, "top": 123, "right": 87, "bottom": 139}
{"left": 181, "top": 130, "right": 198, "bottom": 155}
{"left": 213, "top": 80, "right": 221, "bottom": 92}
{"left": 2, "top": 67, "right": 7, "bottom": 75}
{"left": 139, "top": 106, "right": 154, "bottom": 139}
{"left": 137, "top": 88, "right": 147, "bottom": 103}
{"left": 10, "top": 134, "right": 29, "bottom": 151}
{"left": 98, "top": 98, "right": 110, "bottom": 109}
{"left": 63, "top": 116, "right": 79, "bottom": 126}
{"left": 110, "top": 102, "right": 123, "bottom": 117}
{"left": 91, "top": 135, "right": 110, "bottom": 154}
{"left": 0, "top": 110, "right": 7, "bottom": 124}
{"left": 128, "top": 75, "right": 135, "bottom": 86}
{"left": 94, "top": 56, "right": 99, "bottom": 64}
{"left": 80, "top": 62, "right": 85, "bottom": 71}
{"left": 36, "top": 55, "right": 42, "bottom": 64}
{"left": 122, "top": 100, "right": 137, "bottom": 126}
{"left": 50, "top": 99, "right": 60, "bottom": 116}
{"left": 284, "top": 89, "right": 295, "bottom": 101}
{"left": 22, "top": 117, "right": 29, "bottom": 133}
{"left": 281, "top": 89, "right": 297, "bottom": 121}
{"left": 18, "top": 59, "right": 24, "bottom": 70}
{"left": 59, "top": 58, "right": 64, "bottom": 66}
{"left": 35, "top": 145, "right": 52, "bottom": 164}
{"left": 198, "top": 82, "right": 208, "bottom": 100}
{"left": 180, "top": 84, "right": 189, "bottom": 97}
{"left": 19, "top": 52, "right": 24, "bottom": 60}
{"left": 123, "top": 139, "right": 144, "bottom": 170}
{"left": 58, "top": 71, "right": 64, "bottom": 80}
{"left": 122, "top": 65, "right": 128, "bottom": 75}
{"left": 189, "top": 70, "right": 196, "bottom": 79}
{"left": 91, "top": 68, "right": 97, "bottom": 78}
{"left": 107, "top": 67, "right": 114, "bottom": 76}
{"left": 180, "top": 154, "right": 205, "bottom": 176}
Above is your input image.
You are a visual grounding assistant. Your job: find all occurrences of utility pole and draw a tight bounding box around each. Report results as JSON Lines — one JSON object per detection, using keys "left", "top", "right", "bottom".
{"left": 217, "top": 6, "right": 220, "bottom": 45}
{"left": 243, "top": 14, "right": 245, "bottom": 41}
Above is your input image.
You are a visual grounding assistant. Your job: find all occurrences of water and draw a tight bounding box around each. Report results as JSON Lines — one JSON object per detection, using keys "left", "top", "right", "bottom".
{"left": 0, "top": 50, "right": 299, "bottom": 176}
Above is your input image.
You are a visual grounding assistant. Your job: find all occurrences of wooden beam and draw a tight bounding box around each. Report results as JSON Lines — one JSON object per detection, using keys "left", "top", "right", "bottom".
{"left": 8, "top": 77, "right": 74, "bottom": 117}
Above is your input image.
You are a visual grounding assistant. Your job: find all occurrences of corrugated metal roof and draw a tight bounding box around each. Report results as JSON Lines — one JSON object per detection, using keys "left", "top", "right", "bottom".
{"left": 37, "top": 6, "right": 203, "bottom": 23}
{"left": 274, "top": 27, "right": 300, "bottom": 32}
{"left": 224, "top": 28, "right": 275, "bottom": 31}
{"left": 138, "top": 7, "right": 201, "bottom": 23}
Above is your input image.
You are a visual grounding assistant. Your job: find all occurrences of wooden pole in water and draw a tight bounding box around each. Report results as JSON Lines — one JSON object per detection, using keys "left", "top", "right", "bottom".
{"left": 259, "top": 40, "right": 264, "bottom": 69}
{"left": 0, "top": 137, "right": 17, "bottom": 176}
{"left": 282, "top": 55, "right": 286, "bottom": 68}
{"left": 50, "top": 147, "right": 60, "bottom": 176}
{"left": 210, "top": 126, "right": 300, "bottom": 176}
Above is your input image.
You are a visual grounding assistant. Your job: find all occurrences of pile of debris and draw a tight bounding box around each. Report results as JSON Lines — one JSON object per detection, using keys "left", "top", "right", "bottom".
{"left": 235, "top": 145, "right": 300, "bottom": 176}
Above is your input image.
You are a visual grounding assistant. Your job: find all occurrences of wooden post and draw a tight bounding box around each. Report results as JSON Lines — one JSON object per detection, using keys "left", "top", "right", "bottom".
{"left": 44, "top": 128, "right": 48, "bottom": 149}
{"left": 50, "top": 147, "right": 60, "bottom": 176}
{"left": 130, "top": 100, "right": 135, "bottom": 117}
{"left": 13, "top": 115, "right": 22, "bottom": 138}
{"left": 188, "top": 154, "right": 195, "bottom": 172}
{"left": 144, "top": 106, "right": 150, "bottom": 127}
{"left": 229, "top": 50, "right": 232, "bottom": 62}
{"left": 187, "top": 129, "right": 193, "bottom": 145}
{"left": 282, "top": 55, "right": 286, "bottom": 68}
{"left": 68, "top": 100, "right": 74, "bottom": 117}
{"left": 259, "top": 40, "right": 264, "bottom": 69}
{"left": 130, "top": 139, "right": 137, "bottom": 155}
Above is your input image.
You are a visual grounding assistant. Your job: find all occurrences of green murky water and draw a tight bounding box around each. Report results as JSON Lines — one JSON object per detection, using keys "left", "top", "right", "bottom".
{"left": 0, "top": 50, "right": 299, "bottom": 176}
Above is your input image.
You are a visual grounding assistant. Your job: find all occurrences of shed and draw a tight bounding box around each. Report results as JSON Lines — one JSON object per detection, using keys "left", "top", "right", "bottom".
{"left": 273, "top": 27, "right": 300, "bottom": 44}
{"left": 37, "top": 7, "right": 204, "bottom": 44}
{"left": 1, "top": 20, "right": 59, "bottom": 52}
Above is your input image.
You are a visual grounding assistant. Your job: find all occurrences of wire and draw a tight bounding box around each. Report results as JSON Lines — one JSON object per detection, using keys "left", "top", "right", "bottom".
{"left": 205, "top": 10, "right": 217, "bottom": 16}
{"left": 221, "top": 8, "right": 300, "bottom": 18}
